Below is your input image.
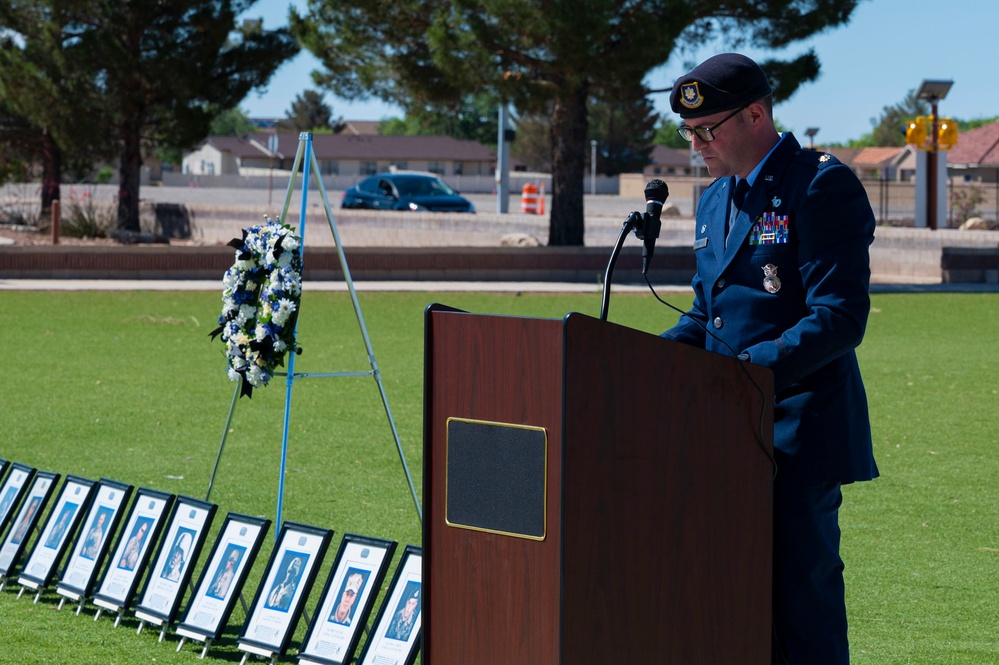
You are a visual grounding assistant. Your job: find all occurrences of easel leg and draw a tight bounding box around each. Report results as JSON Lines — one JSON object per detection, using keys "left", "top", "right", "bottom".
{"left": 206, "top": 378, "right": 242, "bottom": 502}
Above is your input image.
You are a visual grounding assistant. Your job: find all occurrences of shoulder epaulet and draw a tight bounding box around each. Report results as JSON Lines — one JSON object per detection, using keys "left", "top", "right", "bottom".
{"left": 793, "top": 149, "right": 840, "bottom": 170}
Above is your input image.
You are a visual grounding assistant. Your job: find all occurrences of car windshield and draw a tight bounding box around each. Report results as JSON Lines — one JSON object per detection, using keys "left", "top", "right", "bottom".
{"left": 393, "top": 176, "right": 455, "bottom": 197}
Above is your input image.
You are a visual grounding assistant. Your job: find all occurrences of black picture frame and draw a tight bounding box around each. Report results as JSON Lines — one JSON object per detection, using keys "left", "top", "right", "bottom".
{"left": 17, "top": 474, "right": 96, "bottom": 593}
{"left": 237, "top": 521, "right": 334, "bottom": 660}
{"left": 297, "top": 534, "right": 398, "bottom": 665}
{"left": 133, "top": 495, "right": 217, "bottom": 631}
{"left": 0, "top": 470, "right": 58, "bottom": 583}
{"left": 91, "top": 487, "right": 175, "bottom": 619}
{"left": 0, "top": 462, "right": 36, "bottom": 542}
{"left": 355, "top": 545, "right": 423, "bottom": 665}
{"left": 174, "top": 512, "right": 270, "bottom": 648}
{"left": 55, "top": 478, "right": 133, "bottom": 607}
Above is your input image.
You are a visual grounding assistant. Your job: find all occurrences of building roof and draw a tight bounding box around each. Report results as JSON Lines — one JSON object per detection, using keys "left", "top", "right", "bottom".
{"left": 341, "top": 120, "right": 381, "bottom": 136}
{"left": 197, "top": 132, "right": 496, "bottom": 162}
{"left": 647, "top": 145, "right": 691, "bottom": 168}
{"left": 851, "top": 146, "right": 909, "bottom": 168}
{"left": 946, "top": 120, "right": 999, "bottom": 167}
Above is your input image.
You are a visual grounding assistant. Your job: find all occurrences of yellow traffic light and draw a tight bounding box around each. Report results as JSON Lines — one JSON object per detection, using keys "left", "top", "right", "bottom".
{"left": 937, "top": 118, "right": 959, "bottom": 150}
{"left": 906, "top": 116, "right": 928, "bottom": 147}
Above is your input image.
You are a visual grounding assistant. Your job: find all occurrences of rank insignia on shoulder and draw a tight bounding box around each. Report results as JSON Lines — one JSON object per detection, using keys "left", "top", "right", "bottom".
{"left": 819, "top": 154, "right": 831, "bottom": 162}
{"left": 749, "top": 212, "right": 790, "bottom": 245}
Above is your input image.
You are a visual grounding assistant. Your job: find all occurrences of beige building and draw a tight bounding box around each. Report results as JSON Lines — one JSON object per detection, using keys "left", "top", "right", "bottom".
{"left": 182, "top": 132, "right": 496, "bottom": 181}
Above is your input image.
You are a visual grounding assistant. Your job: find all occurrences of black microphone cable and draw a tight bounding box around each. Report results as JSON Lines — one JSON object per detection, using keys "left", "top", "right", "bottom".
{"left": 644, "top": 272, "right": 777, "bottom": 479}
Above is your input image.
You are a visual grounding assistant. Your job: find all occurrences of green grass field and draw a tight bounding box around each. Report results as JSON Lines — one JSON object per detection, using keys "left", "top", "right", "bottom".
{"left": 0, "top": 287, "right": 997, "bottom": 664}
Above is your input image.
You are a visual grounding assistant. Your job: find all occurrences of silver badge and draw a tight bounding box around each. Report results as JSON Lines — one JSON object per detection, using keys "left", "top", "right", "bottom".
{"left": 763, "top": 264, "right": 781, "bottom": 294}
{"left": 700, "top": 224, "right": 706, "bottom": 233}
{"left": 771, "top": 197, "right": 782, "bottom": 208}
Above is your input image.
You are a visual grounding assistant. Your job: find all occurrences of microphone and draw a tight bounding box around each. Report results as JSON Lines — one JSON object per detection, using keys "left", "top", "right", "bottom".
{"left": 639, "top": 179, "right": 669, "bottom": 275}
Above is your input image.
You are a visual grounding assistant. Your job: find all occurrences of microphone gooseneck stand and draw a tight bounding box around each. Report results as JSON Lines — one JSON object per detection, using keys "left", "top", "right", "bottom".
{"left": 599, "top": 210, "right": 643, "bottom": 322}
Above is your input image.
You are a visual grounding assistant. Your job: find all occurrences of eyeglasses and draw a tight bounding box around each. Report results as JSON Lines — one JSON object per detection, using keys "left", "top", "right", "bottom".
{"left": 677, "top": 105, "right": 747, "bottom": 143}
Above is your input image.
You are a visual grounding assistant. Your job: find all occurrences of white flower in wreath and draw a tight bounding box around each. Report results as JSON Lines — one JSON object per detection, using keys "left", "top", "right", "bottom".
{"left": 272, "top": 298, "right": 297, "bottom": 327}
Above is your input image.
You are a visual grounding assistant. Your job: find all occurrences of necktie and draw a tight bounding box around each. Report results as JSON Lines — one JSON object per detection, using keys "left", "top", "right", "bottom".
{"left": 726, "top": 178, "right": 751, "bottom": 248}
{"left": 732, "top": 178, "right": 751, "bottom": 211}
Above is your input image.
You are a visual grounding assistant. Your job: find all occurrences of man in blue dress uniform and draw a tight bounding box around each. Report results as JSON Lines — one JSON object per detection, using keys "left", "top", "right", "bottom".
{"left": 661, "top": 53, "right": 878, "bottom": 664}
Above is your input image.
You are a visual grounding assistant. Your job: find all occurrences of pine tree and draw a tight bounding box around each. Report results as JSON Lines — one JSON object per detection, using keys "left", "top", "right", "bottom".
{"left": 291, "top": 0, "right": 858, "bottom": 245}
{"left": 1, "top": 1, "right": 298, "bottom": 231}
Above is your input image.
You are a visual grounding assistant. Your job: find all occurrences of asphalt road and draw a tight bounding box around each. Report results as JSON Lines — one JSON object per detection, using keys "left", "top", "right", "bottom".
{"left": 0, "top": 182, "right": 684, "bottom": 220}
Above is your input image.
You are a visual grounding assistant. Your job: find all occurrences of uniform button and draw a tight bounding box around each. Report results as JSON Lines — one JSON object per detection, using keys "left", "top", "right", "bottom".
{"left": 713, "top": 317, "right": 723, "bottom": 329}
{"left": 716, "top": 278, "right": 726, "bottom": 289}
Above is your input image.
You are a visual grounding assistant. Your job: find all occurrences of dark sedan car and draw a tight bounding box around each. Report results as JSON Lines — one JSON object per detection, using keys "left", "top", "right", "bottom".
{"left": 341, "top": 172, "right": 476, "bottom": 213}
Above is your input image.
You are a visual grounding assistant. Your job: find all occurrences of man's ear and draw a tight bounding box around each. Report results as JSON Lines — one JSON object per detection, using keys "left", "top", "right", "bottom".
{"left": 745, "top": 102, "right": 767, "bottom": 127}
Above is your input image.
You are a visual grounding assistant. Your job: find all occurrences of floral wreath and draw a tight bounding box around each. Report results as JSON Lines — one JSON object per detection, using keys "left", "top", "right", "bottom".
{"left": 210, "top": 218, "right": 303, "bottom": 398}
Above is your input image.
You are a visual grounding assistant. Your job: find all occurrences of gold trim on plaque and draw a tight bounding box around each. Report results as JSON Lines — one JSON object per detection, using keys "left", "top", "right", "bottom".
{"left": 444, "top": 417, "right": 547, "bottom": 541}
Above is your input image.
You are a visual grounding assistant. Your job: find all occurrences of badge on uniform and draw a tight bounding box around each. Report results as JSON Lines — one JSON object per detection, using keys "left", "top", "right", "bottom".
{"left": 762, "top": 264, "right": 781, "bottom": 293}
{"left": 749, "top": 212, "right": 790, "bottom": 245}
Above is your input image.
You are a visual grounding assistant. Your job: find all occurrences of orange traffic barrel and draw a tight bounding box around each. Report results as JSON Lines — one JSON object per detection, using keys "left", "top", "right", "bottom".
{"left": 521, "top": 183, "right": 538, "bottom": 214}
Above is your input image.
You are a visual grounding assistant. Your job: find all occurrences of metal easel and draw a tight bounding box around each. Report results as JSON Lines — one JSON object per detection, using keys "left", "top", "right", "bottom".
{"left": 206, "top": 132, "right": 422, "bottom": 535}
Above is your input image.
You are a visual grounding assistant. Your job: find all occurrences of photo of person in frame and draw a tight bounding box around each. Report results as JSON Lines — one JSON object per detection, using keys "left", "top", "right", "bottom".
{"left": 117, "top": 517, "right": 153, "bottom": 571}
{"left": 264, "top": 551, "right": 308, "bottom": 612}
{"left": 10, "top": 496, "right": 41, "bottom": 545}
{"left": 206, "top": 544, "right": 245, "bottom": 600}
{"left": 0, "top": 486, "right": 17, "bottom": 521}
{"left": 328, "top": 568, "right": 369, "bottom": 626}
{"left": 80, "top": 507, "right": 113, "bottom": 560}
{"left": 385, "top": 582, "right": 421, "bottom": 642}
{"left": 160, "top": 529, "right": 194, "bottom": 582}
{"left": 44, "top": 502, "right": 78, "bottom": 549}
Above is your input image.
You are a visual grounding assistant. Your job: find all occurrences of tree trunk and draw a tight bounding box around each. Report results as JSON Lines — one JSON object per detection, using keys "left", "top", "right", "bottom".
{"left": 547, "top": 82, "right": 588, "bottom": 246}
{"left": 117, "top": 119, "right": 143, "bottom": 232}
{"left": 40, "top": 129, "right": 61, "bottom": 220}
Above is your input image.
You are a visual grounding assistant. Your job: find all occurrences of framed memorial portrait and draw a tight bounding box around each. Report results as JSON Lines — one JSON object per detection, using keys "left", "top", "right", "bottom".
{"left": 133, "top": 495, "right": 217, "bottom": 630}
{"left": 17, "top": 474, "right": 95, "bottom": 592}
{"left": 0, "top": 462, "right": 35, "bottom": 540}
{"left": 0, "top": 470, "right": 58, "bottom": 582}
{"left": 91, "top": 487, "right": 175, "bottom": 617}
{"left": 174, "top": 512, "right": 270, "bottom": 647}
{"left": 237, "top": 522, "right": 334, "bottom": 660}
{"left": 356, "top": 545, "right": 423, "bottom": 665}
{"left": 56, "top": 478, "right": 133, "bottom": 605}
{"left": 297, "top": 534, "right": 398, "bottom": 665}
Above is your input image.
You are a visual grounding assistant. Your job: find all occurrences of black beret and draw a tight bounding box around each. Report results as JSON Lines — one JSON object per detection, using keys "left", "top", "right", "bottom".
{"left": 669, "top": 53, "right": 773, "bottom": 119}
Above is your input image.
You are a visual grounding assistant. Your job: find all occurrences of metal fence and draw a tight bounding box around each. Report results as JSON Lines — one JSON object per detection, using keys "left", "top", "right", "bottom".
{"left": 864, "top": 178, "right": 999, "bottom": 228}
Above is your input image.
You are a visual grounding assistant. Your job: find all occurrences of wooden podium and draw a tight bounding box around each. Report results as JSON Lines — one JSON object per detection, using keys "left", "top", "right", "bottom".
{"left": 422, "top": 305, "right": 774, "bottom": 664}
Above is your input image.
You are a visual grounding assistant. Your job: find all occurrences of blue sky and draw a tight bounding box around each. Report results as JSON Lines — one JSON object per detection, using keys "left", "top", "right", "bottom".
{"left": 240, "top": 0, "right": 997, "bottom": 145}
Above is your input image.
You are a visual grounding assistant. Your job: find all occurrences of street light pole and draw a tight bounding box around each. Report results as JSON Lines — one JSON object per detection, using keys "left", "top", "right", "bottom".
{"left": 916, "top": 80, "right": 953, "bottom": 231}
{"left": 928, "top": 103, "right": 939, "bottom": 230}
{"left": 804, "top": 127, "right": 820, "bottom": 150}
{"left": 590, "top": 140, "right": 597, "bottom": 195}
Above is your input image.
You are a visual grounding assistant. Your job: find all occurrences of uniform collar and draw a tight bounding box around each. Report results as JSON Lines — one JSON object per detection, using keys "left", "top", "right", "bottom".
{"left": 738, "top": 132, "right": 786, "bottom": 189}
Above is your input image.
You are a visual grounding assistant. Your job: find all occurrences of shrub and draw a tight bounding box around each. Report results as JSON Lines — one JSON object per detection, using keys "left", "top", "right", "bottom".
{"left": 61, "top": 187, "right": 116, "bottom": 238}
{"left": 951, "top": 184, "right": 985, "bottom": 226}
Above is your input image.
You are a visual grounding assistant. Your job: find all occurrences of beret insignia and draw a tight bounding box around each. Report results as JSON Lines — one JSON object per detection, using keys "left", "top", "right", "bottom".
{"left": 680, "top": 83, "right": 704, "bottom": 110}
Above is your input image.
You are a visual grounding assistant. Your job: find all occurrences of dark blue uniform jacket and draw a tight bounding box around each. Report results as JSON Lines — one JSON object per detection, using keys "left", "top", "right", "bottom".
{"left": 663, "top": 133, "right": 879, "bottom": 485}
